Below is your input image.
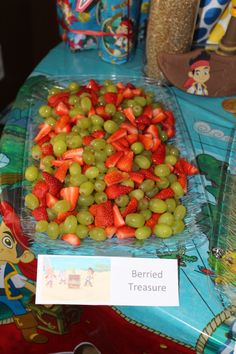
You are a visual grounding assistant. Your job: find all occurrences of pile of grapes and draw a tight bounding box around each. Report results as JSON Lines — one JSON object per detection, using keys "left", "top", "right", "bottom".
{"left": 24, "top": 79, "right": 198, "bottom": 246}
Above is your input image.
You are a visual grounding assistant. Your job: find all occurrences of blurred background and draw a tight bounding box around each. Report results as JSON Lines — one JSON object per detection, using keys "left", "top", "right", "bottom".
{"left": 0, "top": 0, "right": 60, "bottom": 113}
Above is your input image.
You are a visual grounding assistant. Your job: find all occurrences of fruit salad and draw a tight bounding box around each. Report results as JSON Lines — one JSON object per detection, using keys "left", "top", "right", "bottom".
{"left": 24, "top": 78, "right": 199, "bottom": 247}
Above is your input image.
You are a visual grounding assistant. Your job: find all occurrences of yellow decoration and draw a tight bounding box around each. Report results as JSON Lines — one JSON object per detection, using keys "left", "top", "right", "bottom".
{"left": 207, "top": 2, "right": 232, "bottom": 45}
{"left": 78, "top": 12, "right": 91, "bottom": 23}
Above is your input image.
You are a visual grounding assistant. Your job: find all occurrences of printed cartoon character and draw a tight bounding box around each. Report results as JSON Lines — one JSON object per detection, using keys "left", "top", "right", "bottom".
{"left": 58, "top": 0, "right": 77, "bottom": 26}
{"left": 84, "top": 267, "right": 94, "bottom": 287}
{"left": 0, "top": 201, "right": 47, "bottom": 343}
{"left": 45, "top": 267, "right": 57, "bottom": 288}
{"left": 183, "top": 51, "right": 211, "bottom": 96}
{"left": 106, "top": 15, "right": 133, "bottom": 57}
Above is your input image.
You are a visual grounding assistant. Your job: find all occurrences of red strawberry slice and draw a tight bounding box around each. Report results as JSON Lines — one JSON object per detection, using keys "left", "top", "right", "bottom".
{"left": 105, "top": 151, "right": 124, "bottom": 168}
{"left": 138, "top": 134, "right": 153, "bottom": 150}
{"left": 42, "top": 171, "right": 63, "bottom": 197}
{"left": 146, "top": 125, "right": 159, "bottom": 139}
{"left": 174, "top": 160, "right": 185, "bottom": 175}
{"left": 116, "top": 151, "right": 134, "bottom": 172}
{"left": 32, "top": 206, "right": 48, "bottom": 221}
{"left": 143, "top": 105, "right": 153, "bottom": 119}
{"left": 37, "top": 134, "right": 51, "bottom": 146}
{"left": 111, "top": 141, "right": 130, "bottom": 152}
{"left": 95, "top": 201, "right": 114, "bottom": 227}
{"left": 55, "top": 101, "right": 69, "bottom": 116}
{"left": 82, "top": 136, "right": 94, "bottom": 146}
{"left": 48, "top": 92, "right": 69, "bottom": 107}
{"left": 32, "top": 180, "right": 49, "bottom": 200}
{"left": 61, "top": 233, "right": 81, "bottom": 246}
{"left": 62, "top": 148, "right": 83, "bottom": 160}
{"left": 126, "top": 134, "right": 138, "bottom": 144}
{"left": 113, "top": 204, "right": 125, "bottom": 228}
{"left": 120, "top": 122, "right": 138, "bottom": 134}
{"left": 128, "top": 172, "right": 144, "bottom": 184}
{"left": 54, "top": 161, "right": 70, "bottom": 183}
{"left": 89, "top": 204, "right": 99, "bottom": 216}
{"left": 104, "top": 170, "right": 129, "bottom": 186}
{"left": 88, "top": 106, "right": 96, "bottom": 117}
{"left": 105, "top": 226, "right": 117, "bottom": 238}
{"left": 179, "top": 159, "right": 199, "bottom": 175}
{"left": 178, "top": 175, "right": 187, "bottom": 194}
{"left": 54, "top": 211, "right": 77, "bottom": 223}
{"left": 154, "top": 188, "right": 175, "bottom": 200}
{"left": 139, "top": 169, "right": 160, "bottom": 182}
{"left": 123, "top": 87, "right": 134, "bottom": 99}
{"left": 46, "top": 193, "right": 58, "bottom": 208}
{"left": 41, "top": 143, "right": 53, "bottom": 156}
{"left": 96, "top": 106, "right": 111, "bottom": 120}
{"left": 54, "top": 115, "right": 70, "bottom": 134}
{"left": 91, "top": 130, "right": 105, "bottom": 139}
{"left": 60, "top": 186, "right": 79, "bottom": 211}
{"left": 145, "top": 213, "right": 160, "bottom": 230}
{"left": 136, "top": 115, "right": 152, "bottom": 129}
{"left": 117, "top": 137, "right": 129, "bottom": 147}
{"left": 106, "top": 184, "right": 133, "bottom": 199}
{"left": 104, "top": 92, "right": 117, "bottom": 104}
{"left": 34, "top": 123, "right": 52, "bottom": 143}
{"left": 107, "top": 128, "right": 127, "bottom": 144}
{"left": 116, "top": 225, "right": 136, "bottom": 239}
{"left": 164, "top": 111, "right": 175, "bottom": 125}
{"left": 123, "top": 107, "right": 137, "bottom": 126}
{"left": 86, "top": 79, "right": 101, "bottom": 91}
{"left": 152, "top": 144, "right": 166, "bottom": 165}
{"left": 122, "top": 197, "right": 138, "bottom": 217}
{"left": 152, "top": 108, "right": 166, "bottom": 123}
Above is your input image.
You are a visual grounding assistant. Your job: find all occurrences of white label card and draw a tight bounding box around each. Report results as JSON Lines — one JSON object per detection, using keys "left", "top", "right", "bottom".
{"left": 36, "top": 255, "right": 179, "bottom": 307}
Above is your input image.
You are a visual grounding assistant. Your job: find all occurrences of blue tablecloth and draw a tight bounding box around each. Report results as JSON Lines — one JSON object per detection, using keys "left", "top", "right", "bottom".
{"left": 1, "top": 42, "right": 236, "bottom": 353}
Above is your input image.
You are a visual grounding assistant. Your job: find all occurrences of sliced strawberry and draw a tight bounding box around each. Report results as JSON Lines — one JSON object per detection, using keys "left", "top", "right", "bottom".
{"left": 117, "top": 137, "right": 129, "bottom": 147}
{"left": 106, "top": 184, "right": 133, "bottom": 199}
{"left": 116, "top": 92, "right": 124, "bottom": 106}
{"left": 105, "top": 226, "right": 117, "bottom": 238}
{"left": 62, "top": 148, "right": 83, "bottom": 160}
{"left": 89, "top": 204, "right": 99, "bottom": 216}
{"left": 164, "top": 110, "right": 175, "bottom": 125}
{"left": 48, "top": 92, "right": 69, "bottom": 107}
{"left": 116, "top": 225, "right": 135, "bottom": 239}
{"left": 96, "top": 106, "right": 111, "bottom": 120}
{"left": 152, "top": 144, "right": 166, "bottom": 165}
{"left": 120, "top": 122, "right": 138, "bottom": 134}
{"left": 174, "top": 160, "right": 185, "bottom": 175}
{"left": 104, "top": 170, "right": 129, "bottom": 186}
{"left": 179, "top": 159, "right": 199, "bottom": 175}
{"left": 41, "top": 143, "right": 53, "bottom": 156}
{"left": 51, "top": 159, "right": 69, "bottom": 167}
{"left": 34, "top": 123, "right": 52, "bottom": 143}
{"left": 178, "top": 175, "right": 187, "bottom": 194}
{"left": 126, "top": 134, "right": 138, "bottom": 144}
{"left": 104, "top": 92, "right": 117, "bottom": 105}
{"left": 32, "top": 180, "right": 49, "bottom": 200}
{"left": 138, "top": 134, "right": 153, "bottom": 150}
{"left": 122, "top": 197, "right": 138, "bottom": 217}
{"left": 113, "top": 204, "right": 125, "bottom": 228}
{"left": 107, "top": 128, "right": 127, "bottom": 144}
{"left": 116, "top": 151, "right": 134, "bottom": 172}
{"left": 82, "top": 136, "right": 94, "bottom": 146}
{"left": 55, "top": 101, "right": 69, "bottom": 116}
{"left": 152, "top": 108, "right": 166, "bottom": 123}
{"left": 123, "top": 87, "right": 134, "bottom": 99}
{"left": 54, "top": 161, "right": 70, "bottom": 183}
{"left": 86, "top": 79, "right": 101, "bottom": 91}
{"left": 32, "top": 206, "right": 48, "bottom": 221}
{"left": 146, "top": 125, "right": 159, "bottom": 139}
{"left": 105, "top": 151, "right": 124, "bottom": 168}
{"left": 154, "top": 188, "right": 175, "bottom": 200}
{"left": 136, "top": 115, "right": 151, "bottom": 129}
{"left": 88, "top": 106, "right": 96, "bottom": 117}
{"left": 123, "top": 107, "right": 136, "bottom": 126}
{"left": 37, "top": 134, "right": 51, "bottom": 146}
{"left": 54, "top": 211, "right": 77, "bottom": 223}
{"left": 60, "top": 186, "right": 79, "bottom": 211}
{"left": 139, "top": 169, "right": 160, "bottom": 182}
{"left": 128, "top": 172, "right": 144, "bottom": 184}
{"left": 142, "top": 105, "right": 153, "bottom": 119}
{"left": 61, "top": 233, "right": 81, "bottom": 246}
{"left": 111, "top": 141, "right": 130, "bottom": 152}
{"left": 42, "top": 171, "right": 63, "bottom": 196}
{"left": 151, "top": 138, "right": 161, "bottom": 152}
{"left": 145, "top": 213, "right": 160, "bottom": 230}
{"left": 95, "top": 201, "right": 114, "bottom": 227}
{"left": 91, "top": 130, "right": 105, "bottom": 139}
{"left": 46, "top": 193, "right": 58, "bottom": 208}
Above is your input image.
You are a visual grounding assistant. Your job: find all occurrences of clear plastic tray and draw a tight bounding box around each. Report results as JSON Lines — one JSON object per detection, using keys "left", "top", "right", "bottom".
{"left": 20, "top": 75, "right": 211, "bottom": 257}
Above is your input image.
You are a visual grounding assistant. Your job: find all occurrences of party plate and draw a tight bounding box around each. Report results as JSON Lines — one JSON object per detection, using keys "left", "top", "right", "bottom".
{"left": 20, "top": 75, "right": 210, "bottom": 257}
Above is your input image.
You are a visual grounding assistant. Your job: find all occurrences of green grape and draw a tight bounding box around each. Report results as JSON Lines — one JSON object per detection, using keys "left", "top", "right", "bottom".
{"left": 134, "top": 96, "right": 146, "bottom": 107}
{"left": 140, "top": 179, "right": 155, "bottom": 192}
{"left": 154, "top": 164, "right": 171, "bottom": 177}
{"left": 68, "top": 94, "right": 80, "bottom": 105}
{"left": 169, "top": 146, "right": 180, "bottom": 157}
{"left": 25, "top": 193, "right": 39, "bottom": 210}
{"left": 172, "top": 220, "right": 185, "bottom": 234}
{"left": 77, "top": 174, "right": 88, "bottom": 186}
{"left": 125, "top": 213, "right": 145, "bottom": 228}
{"left": 113, "top": 111, "right": 125, "bottom": 124}
{"left": 159, "top": 130, "right": 168, "bottom": 142}
{"left": 171, "top": 182, "right": 184, "bottom": 198}
{"left": 149, "top": 199, "right": 167, "bottom": 213}
{"left": 132, "top": 105, "right": 143, "bottom": 117}
{"left": 96, "top": 162, "right": 107, "bottom": 173}
{"left": 76, "top": 224, "right": 89, "bottom": 239}
{"left": 85, "top": 166, "right": 100, "bottom": 179}
{"left": 131, "top": 142, "right": 144, "bottom": 155}
{"left": 121, "top": 179, "right": 135, "bottom": 188}
{"left": 45, "top": 117, "right": 56, "bottom": 127}
{"left": 77, "top": 194, "right": 94, "bottom": 207}
{"left": 89, "top": 227, "right": 106, "bottom": 241}
{"left": 47, "top": 208, "right": 56, "bottom": 221}
{"left": 77, "top": 210, "right": 94, "bottom": 225}
{"left": 66, "top": 134, "right": 82, "bottom": 149}
{"left": 82, "top": 151, "right": 95, "bottom": 165}
{"left": 104, "top": 120, "right": 118, "bottom": 134}
{"left": 126, "top": 99, "right": 135, "bottom": 107}
{"left": 167, "top": 173, "right": 177, "bottom": 184}
{"left": 134, "top": 155, "right": 151, "bottom": 169}
{"left": 63, "top": 215, "right": 78, "bottom": 234}
{"left": 35, "top": 220, "right": 48, "bottom": 233}
{"left": 53, "top": 140, "right": 67, "bottom": 157}
{"left": 47, "top": 222, "right": 60, "bottom": 239}
{"left": 76, "top": 117, "right": 92, "bottom": 130}
{"left": 42, "top": 155, "right": 55, "bottom": 167}
{"left": 80, "top": 96, "right": 92, "bottom": 113}
{"left": 90, "top": 114, "right": 104, "bottom": 126}
{"left": 174, "top": 205, "right": 187, "bottom": 220}
{"left": 140, "top": 209, "right": 152, "bottom": 221}
{"left": 156, "top": 178, "right": 170, "bottom": 189}
{"left": 39, "top": 105, "right": 52, "bottom": 118}
{"left": 95, "top": 150, "right": 107, "bottom": 162}
{"left": 94, "top": 192, "right": 108, "bottom": 204}
{"left": 105, "top": 143, "right": 115, "bottom": 156}
{"left": 166, "top": 198, "right": 177, "bottom": 213}
{"left": 91, "top": 138, "right": 106, "bottom": 150}
{"left": 165, "top": 155, "right": 177, "bottom": 165}
{"left": 25, "top": 165, "right": 39, "bottom": 182}
{"left": 98, "top": 96, "right": 106, "bottom": 105}
{"left": 115, "top": 195, "right": 129, "bottom": 207}
{"left": 94, "top": 179, "right": 106, "bottom": 192}
{"left": 129, "top": 189, "right": 144, "bottom": 201}
{"left": 31, "top": 145, "right": 42, "bottom": 160}
{"left": 53, "top": 200, "right": 71, "bottom": 214}
{"left": 69, "top": 162, "right": 82, "bottom": 176}
{"left": 105, "top": 84, "right": 117, "bottom": 93}
{"left": 48, "top": 87, "right": 61, "bottom": 96}
{"left": 80, "top": 181, "right": 94, "bottom": 196}
{"left": 138, "top": 198, "right": 149, "bottom": 211}
{"left": 154, "top": 224, "right": 173, "bottom": 238}
{"left": 158, "top": 212, "right": 174, "bottom": 226}
{"left": 135, "top": 226, "right": 152, "bottom": 240}
{"left": 105, "top": 103, "right": 116, "bottom": 116}
{"left": 69, "top": 107, "right": 84, "bottom": 117}
{"left": 68, "top": 81, "right": 80, "bottom": 92}
{"left": 52, "top": 132, "right": 67, "bottom": 143}
{"left": 145, "top": 187, "right": 160, "bottom": 198}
